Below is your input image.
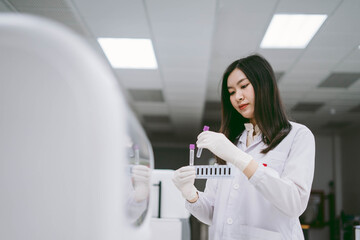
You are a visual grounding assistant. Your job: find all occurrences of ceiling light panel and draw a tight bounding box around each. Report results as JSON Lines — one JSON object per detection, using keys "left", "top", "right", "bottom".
{"left": 260, "top": 14, "right": 327, "bottom": 49}
{"left": 98, "top": 38, "right": 158, "bottom": 69}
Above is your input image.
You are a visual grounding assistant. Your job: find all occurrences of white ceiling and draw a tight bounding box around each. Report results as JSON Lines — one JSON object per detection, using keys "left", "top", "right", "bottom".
{"left": 1, "top": 0, "right": 360, "bottom": 147}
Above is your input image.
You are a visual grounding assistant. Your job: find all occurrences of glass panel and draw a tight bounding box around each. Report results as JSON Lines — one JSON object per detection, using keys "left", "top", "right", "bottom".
{"left": 124, "top": 107, "right": 154, "bottom": 226}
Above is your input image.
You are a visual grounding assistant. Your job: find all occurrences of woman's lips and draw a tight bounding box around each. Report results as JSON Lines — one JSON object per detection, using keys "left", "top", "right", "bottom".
{"left": 239, "top": 104, "right": 248, "bottom": 110}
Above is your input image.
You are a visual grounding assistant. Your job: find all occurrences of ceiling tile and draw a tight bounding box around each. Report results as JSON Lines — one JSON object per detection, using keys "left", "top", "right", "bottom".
{"left": 275, "top": 72, "right": 284, "bottom": 82}
{"left": 292, "top": 102, "right": 324, "bottom": 112}
{"left": 318, "top": 73, "right": 360, "bottom": 88}
{"left": 72, "top": 0, "right": 151, "bottom": 37}
{"left": 0, "top": 1, "right": 12, "bottom": 11}
{"left": 4, "top": 0, "right": 360, "bottom": 143}
{"left": 275, "top": 0, "right": 341, "bottom": 13}
{"left": 116, "top": 69, "right": 163, "bottom": 89}
{"left": 134, "top": 102, "right": 169, "bottom": 115}
{"left": 129, "top": 89, "right": 164, "bottom": 102}
{"left": 349, "top": 104, "right": 360, "bottom": 113}
{"left": 322, "top": 121, "right": 351, "bottom": 130}
{"left": 143, "top": 115, "right": 171, "bottom": 124}
{"left": 8, "top": 0, "right": 70, "bottom": 9}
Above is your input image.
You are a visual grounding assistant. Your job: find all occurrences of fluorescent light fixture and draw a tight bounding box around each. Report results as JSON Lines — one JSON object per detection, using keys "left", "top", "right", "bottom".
{"left": 260, "top": 14, "right": 327, "bottom": 49}
{"left": 98, "top": 38, "right": 158, "bottom": 69}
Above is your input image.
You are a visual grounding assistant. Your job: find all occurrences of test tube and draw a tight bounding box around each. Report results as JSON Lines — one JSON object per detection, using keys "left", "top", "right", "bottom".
{"left": 134, "top": 144, "right": 140, "bottom": 165}
{"left": 189, "top": 144, "right": 195, "bottom": 166}
{"left": 196, "top": 125, "right": 210, "bottom": 158}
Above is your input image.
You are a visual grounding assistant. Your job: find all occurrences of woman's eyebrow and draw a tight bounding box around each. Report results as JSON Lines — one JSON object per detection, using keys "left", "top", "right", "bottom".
{"left": 227, "top": 78, "right": 248, "bottom": 89}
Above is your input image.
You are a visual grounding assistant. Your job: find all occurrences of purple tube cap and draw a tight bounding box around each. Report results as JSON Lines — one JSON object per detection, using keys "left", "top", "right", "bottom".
{"left": 189, "top": 144, "right": 195, "bottom": 150}
{"left": 203, "top": 125, "right": 210, "bottom": 131}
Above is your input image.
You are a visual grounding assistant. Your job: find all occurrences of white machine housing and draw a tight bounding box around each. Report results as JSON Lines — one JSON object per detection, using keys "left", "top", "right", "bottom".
{"left": 0, "top": 13, "right": 152, "bottom": 240}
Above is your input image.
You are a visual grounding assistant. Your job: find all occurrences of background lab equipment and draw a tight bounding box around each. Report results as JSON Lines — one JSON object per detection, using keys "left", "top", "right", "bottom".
{"left": 0, "top": 13, "right": 154, "bottom": 240}
{"left": 151, "top": 169, "right": 191, "bottom": 240}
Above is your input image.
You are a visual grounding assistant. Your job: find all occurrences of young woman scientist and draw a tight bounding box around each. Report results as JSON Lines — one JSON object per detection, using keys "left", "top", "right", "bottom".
{"left": 173, "top": 54, "right": 315, "bottom": 240}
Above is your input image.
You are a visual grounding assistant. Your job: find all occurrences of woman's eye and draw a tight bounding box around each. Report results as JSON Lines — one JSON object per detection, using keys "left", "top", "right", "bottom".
{"left": 241, "top": 84, "right": 249, "bottom": 89}
{"left": 229, "top": 91, "right": 235, "bottom": 96}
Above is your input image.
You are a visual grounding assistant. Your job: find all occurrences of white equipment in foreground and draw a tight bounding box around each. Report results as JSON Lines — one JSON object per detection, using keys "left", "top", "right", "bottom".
{"left": 355, "top": 225, "right": 360, "bottom": 240}
{"left": 0, "top": 13, "right": 152, "bottom": 240}
{"left": 150, "top": 169, "right": 191, "bottom": 240}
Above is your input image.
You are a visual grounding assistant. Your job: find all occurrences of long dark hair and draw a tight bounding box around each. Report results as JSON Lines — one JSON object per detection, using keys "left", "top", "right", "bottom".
{"left": 217, "top": 54, "right": 291, "bottom": 164}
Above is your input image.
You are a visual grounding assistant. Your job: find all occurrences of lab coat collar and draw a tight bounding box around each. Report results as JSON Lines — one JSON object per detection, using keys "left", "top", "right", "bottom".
{"left": 244, "top": 123, "right": 260, "bottom": 135}
{"left": 237, "top": 128, "right": 263, "bottom": 150}
{"left": 238, "top": 130, "right": 248, "bottom": 146}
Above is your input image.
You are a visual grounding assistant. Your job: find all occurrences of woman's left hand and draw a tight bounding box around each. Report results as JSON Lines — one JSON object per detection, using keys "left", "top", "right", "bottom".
{"left": 196, "top": 131, "right": 235, "bottom": 161}
{"left": 196, "top": 131, "right": 253, "bottom": 171}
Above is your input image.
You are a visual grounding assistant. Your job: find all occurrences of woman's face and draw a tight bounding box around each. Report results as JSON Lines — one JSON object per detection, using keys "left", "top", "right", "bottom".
{"left": 227, "top": 68, "right": 256, "bottom": 123}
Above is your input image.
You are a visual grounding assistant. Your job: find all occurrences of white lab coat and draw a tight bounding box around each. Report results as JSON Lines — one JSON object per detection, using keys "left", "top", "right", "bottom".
{"left": 186, "top": 122, "right": 315, "bottom": 240}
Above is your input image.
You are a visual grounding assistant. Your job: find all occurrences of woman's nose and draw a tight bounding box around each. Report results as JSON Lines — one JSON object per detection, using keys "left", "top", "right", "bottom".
{"left": 236, "top": 91, "right": 243, "bottom": 101}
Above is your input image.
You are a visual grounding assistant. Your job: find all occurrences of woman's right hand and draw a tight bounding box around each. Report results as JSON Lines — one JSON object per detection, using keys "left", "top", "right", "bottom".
{"left": 172, "top": 166, "right": 198, "bottom": 202}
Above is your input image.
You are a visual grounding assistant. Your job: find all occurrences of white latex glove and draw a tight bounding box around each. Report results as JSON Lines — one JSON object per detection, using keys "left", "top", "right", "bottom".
{"left": 197, "top": 131, "right": 253, "bottom": 171}
{"left": 172, "top": 166, "right": 198, "bottom": 201}
{"left": 131, "top": 165, "right": 151, "bottom": 202}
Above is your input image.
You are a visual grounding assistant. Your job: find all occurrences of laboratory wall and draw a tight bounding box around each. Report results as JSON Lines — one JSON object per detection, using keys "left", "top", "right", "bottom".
{"left": 341, "top": 126, "right": 360, "bottom": 215}
{"left": 153, "top": 146, "right": 188, "bottom": 170}
{"left": 153, "top": 145, "right": 213, "bottom": 191}
{"left": 307, "top": 134, "right": 335, "bottom": 240}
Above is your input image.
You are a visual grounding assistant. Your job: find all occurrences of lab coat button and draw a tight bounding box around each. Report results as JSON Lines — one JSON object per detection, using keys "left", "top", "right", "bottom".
{"left": 227, "top": 218, "right": 233, "bottom": 225}
{"left": 233, "top": 184, "right": 239, "bottom": 189}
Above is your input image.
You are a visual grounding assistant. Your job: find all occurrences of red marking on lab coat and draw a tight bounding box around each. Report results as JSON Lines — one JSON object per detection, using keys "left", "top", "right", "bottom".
{"left": 262, "top": 163, "right": 267, "bottom": 167}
